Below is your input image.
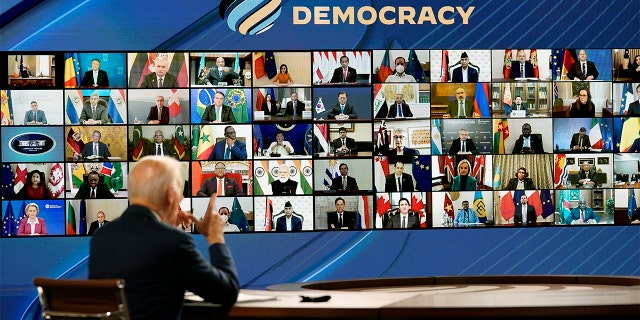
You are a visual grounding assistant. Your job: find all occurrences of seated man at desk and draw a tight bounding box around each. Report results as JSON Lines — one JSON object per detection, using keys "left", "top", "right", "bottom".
{"left": 285, "top": 92, "right": 304, "bottom": 116}
{"left": 505, "top": 167, "right": 536, "bottom": 190}
{"left": 328, "top": 197, "right": 357, "bottom": 230}
{"left": 512, "top": 123, "right": 544, "bottom": 154}
{"left": 206, "top": 57, "right": 239, "bottom": 86}
{"left": 514, "top": 194, "right": 536, "bottom": 226}
{"left": 448, "top": 129, "right": 477, "bottom": 155}
{"left": 567, "top": 49, "right": 599, "bottom": 81}
{"left": 383, "top": 197, "right": 420, "bottom": 229}
{"left": 75, "top": 171, "right": 115, "bottom": 199}
{"left": 267, "top": 131, "right": 294, "bottom": 156}
{"left": 143, "top": 130, "right": 178, "bottom": 158}
{"left": 23, "top": 101, "right": 47, "bottom": 125}
{"left": 201, "top": 92, "right": 237, "bottom": 123}
{"left": 81, "top": 58, "right": 110, "bottom": 88}
{"left": 566, "top": 199, "right": 600, "bottom": 224}
{"left": 79, "top": 93, "right": 109, "bottom": 125}
{"left": 275, "top": 201, "right": 302, "bottom": 231}
{"left": 570, "top": 127, "right": 591, "bottom": 151}
{"left": 331, "top": 127, "right": 357, "bottom": 155}
{"left": 330, "top": 163, "right": 359, "bottom": 191}
{"left": 21, "top": 65, "right": 33, "bottom": 78}
{"left": 80, "top": 130, "right": 111, "bottom": 159}
{"left": 505, "top": 96, "right": 531, "bottom": 116}
{"left": 577, "top": 161, "right": 598, "bottom": 188}
{"left": 385, "top": 161, "right": 415, "bottom": 192}
{"left": 444, "top": 87, "right": 479, "bottom": 118}
{"left": 451, "top": 52, "right": 478, "bottom": 83}
{"left": 387, "top": 93, "right": 414, "bottom": 118}
{"left": 510, "top": 51, "right": 534, "bottom": 79}
{"left": 270, "top": 164, "right": 297, "bottom": 195}
{"left": 196, "top": 162, "right": 244, "bottom": 196}
{"left": 329, "top": 55, "right": 357, "bottom": 83}
{"left": 146, "top": 95, "right": 169, "bottom": 124}
{"left": 208, "top": 126, "right": 247, "bottom": 160}
{"left": 454, "top": 200, "right": 479, "bottom": 226}
{"left": 327, "top": 91, "right": 358, "bottom": 119}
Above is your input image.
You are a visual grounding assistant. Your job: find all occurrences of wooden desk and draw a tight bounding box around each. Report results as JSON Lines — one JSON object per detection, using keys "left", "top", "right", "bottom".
{"left": 614, "top": 181, "right": 640, "bottom": 189}
{"left": 553, "top": 106, "right": 569, "bottom": 117}
{"left": 9, "top": 77, "right": 55, "bottom": 87}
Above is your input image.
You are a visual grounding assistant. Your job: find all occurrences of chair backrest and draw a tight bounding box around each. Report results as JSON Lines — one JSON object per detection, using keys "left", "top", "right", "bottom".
{"left": 34, "top": 277, "right": 130, "bottom": 319}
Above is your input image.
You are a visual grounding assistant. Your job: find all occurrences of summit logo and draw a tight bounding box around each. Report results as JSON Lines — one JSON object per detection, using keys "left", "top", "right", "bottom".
{"left": 220, "top": 0, "right": 282, "bottom": 35}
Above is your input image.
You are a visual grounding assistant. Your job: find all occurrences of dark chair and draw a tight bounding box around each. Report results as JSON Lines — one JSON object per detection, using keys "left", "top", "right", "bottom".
{"left": 33, "top": 277, "right": 130, "bottom": 319}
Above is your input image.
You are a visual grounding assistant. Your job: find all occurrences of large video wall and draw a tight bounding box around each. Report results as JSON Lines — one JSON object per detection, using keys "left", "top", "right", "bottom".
{"left": 2, "top": 49, "right": 640, "bottom": 236}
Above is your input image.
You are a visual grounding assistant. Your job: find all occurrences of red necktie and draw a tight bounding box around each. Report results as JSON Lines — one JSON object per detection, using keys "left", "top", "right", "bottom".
{"left": 217, "top": 179, "right": 223, "bottom": 196}
{"left": 343, "top": 69, "right": 347, "bottom": 81}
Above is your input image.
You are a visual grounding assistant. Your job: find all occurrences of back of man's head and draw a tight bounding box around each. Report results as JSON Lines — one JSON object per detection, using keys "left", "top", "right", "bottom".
{"left": 130, "top": 156, "right": 182, "bottom": 203}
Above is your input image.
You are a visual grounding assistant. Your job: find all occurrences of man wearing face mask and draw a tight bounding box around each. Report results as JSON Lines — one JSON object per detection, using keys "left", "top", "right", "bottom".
{"left": 512, "top": 123, "right": 544, "bottom": 154}
{"left": 218, "top": 207, "right": 240, "bottom": 232}
{"left": 385, "top": 57, "right": 417, "bottom": 82}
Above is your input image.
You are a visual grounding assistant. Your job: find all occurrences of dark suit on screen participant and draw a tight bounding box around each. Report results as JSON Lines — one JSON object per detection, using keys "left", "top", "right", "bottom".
{"left": 275, "top": 215, "right": 302, "bottom": 232}
{"left": 89, "top": 205, "right": 239, "bottom": 319}
{"left": 209, "top": 139, "right": 247, "bottom": 160}
{"left": 567, "top": 61, "right": 599, "bottom": 80}
{"left": 384, "top": 173, "right": 414, "bottom": 192}
{"left": 384, "top": 211, "right": 420, "bottom": 229}
{"left": 270, "top": 179, "right": 298, "bottom": 195}
{"left": 206, "top": 67, "right": 239, "bottom": 85}
{"left": 570, "top": 133, "right": 591, "bottom": 150}
{"left": 505, "top": 177, "right": 536, "bottom": 190}
{"left": 328, "top": 210, "right": 357, "bottom": 230}
{"left": 628, "top": 138, "right": 640, "bottom": 152}
{"left": 445, "top": 100, "right": 474, "bottom": 118}
{"left": 627, "top": 99, "right": 640, "bottom": 116}
{"left": 81, "top": 70, "right": 110, "bottom": 87}
{"left": 330, "top": 176, "right": 359, "bottom": 191}
{"left": 261, "top": 100, "right": 278, "bottom": 115}
{"left": 388, "top": 147, "right": 419, "bottom": 164}
{"left": 327, "top": 104, "right": 358, "bottom": 119}
{"left": 451, "top": 66, "right": 478, "bottom": 83}
{"left": 140, "top": 72, "right": 178, "bottom": 88}
{"left": 143, "top": 142, "right": 178, "bottom": 158}
{"left": 23, "top": 110, "right": 47, "bottom": 124}
{"left": 387, "top": 102, "right": 413, "bottom": 118}
{"left": 201, "top": 105, "right": 237, "bottom": 123}
{"left": 448, "top": 138, "right": 477, "bottom": 155}
{"left": 197, "top": 177, "right": 244, "bottom": 196}
{"left": 87, "top": 220, "right": 109, "bottom": 236}
{"left": 81, "top": 142, "right": 111, "bottom": 159}
{"left": 330, "top": 66, "right": 357, "bottom": 83}
{"left": 285, "top": 100, "right": 304, "bottom": 116}
{"left": 79, "top": 104, "right": 109, "bottom": 124}
{"left": 331, "top": 137, "right": 358, "bottom": 154}
{"left": 514, "top": 204, "right": 536, "bottom": 226}
{"left": 512, "top": 135, "right": 544, "bottom": 154}
{"left": 74, "top": 181, "right": 115, "bottom": 199}
{"left": 510, "top": 61, "right": 534, "bottom": 79}
{"left": 146, "top": 106, "right": 170, "bottom": 124}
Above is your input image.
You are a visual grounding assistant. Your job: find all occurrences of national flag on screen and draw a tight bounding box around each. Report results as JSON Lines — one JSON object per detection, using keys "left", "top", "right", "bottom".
{"left": 553, "top": 154, "right": 569, "bottom": 188}
{"left": 628, "top": 191, "right": 637, "bottom": 218}
{"left": 254, "top": 52, "right": 266, "bottom": 79}
{"left": 471, "top": 155, "right": 485, "bottom": 186}
{"left": 493, "top": 119, "right": 509, "bottom": 154}
{"left": 67, "top": 201, "right": 76, "bottom": 235}
{"left": 493, "top": 165, "right": 502, "bottom": 189}
{"left": 17, "top": 201, "right": 26, "bottom": 226}
{"left": 407, "top": 49, "right": 426, "bottom": 82}
{"left": 620, "top": 82, "right": 635, "bottom": 114}
{"left": 2, "top": 201, "right": 16, "bottom": 236}
{"left": 2, "top": 164, "right": 14, "bottom": 199}
{"left": 265, "top": 51, "right": 277, "bottom": 79}
{"left": 13, "top": 164, "right": 27, "bottom": 195}
{"left": 198, "top": 53, "right": 206, "bottom": 74}
{"left": 312, "top": 51, "right": 325, "bottom": 83}
{"left": 503, "top": 49, "right": 512, "bottom": 79}
{"left": 47, "top": 163, "right": 64, "bottom": 198}
{"left": 500, "top": 191, "right": 515, "bottom": 221}
{"left": 1, "top": 90, "right": 13, "bottom": 126}
{"left": 173, "top": 125, "right": 186, "bottom": 160}
{"left": 233, "top": 52, "right": 241, "bottom": 75}
{"left": 194, "top": 88, "right": 215, "bottom": 122}
{"left": 373, "top": 84, "right": 388, "bottom": 118}
{"left": 413, "top": 156, "right": 431, "bottom": 192}
{"left": 561, "top": 49, "right": 577, "bottom": 79}
{"left": 357, "top": 195, "right": 370, "bottom": 229}
{"left": 226, "top": 88, "right": 249, "bottom": 123}
{"left": 377, "top": 50, "right": 393, "bottom": 82}
{"left": 431, "top": 119, "right": 443, "bottom": 155}
{"left": 551, "top": 49, "right": 562, "bottom": 80}
{"left": 443, "top": 193, "right": 454, "bottom": 221}
{"left": 541, "top": 190, "right": 555, "bottom": 219}
{"left": 129, "top": 52, "right": 156, "bottom": 87}
{"left": 65, "top": 90, "right": 83, "bottom": 124}
{"left": 315, "top": 97, "right": 326, "bottom": 114}
{"left": 196, "top": 125, "right": 214, "bottom": 160}
{"left": 108, "top": 89, "right": 125, "bottom": 123}
{"left": 375, "top": 122, "right": 389, "bottom": 155}
{"left": 473, "top": 82, "right": 490, "bottom": 117}
{"left": 168, "top": 89, "right": 181, "bottom": 118}
{"left": 71, "top": 163, "right": 85, "bottom": 189}
{"left": 101, "top": 162, "right": 114, "bottom": 176}
{"left": 314, "top": 123, "right": 329, "bottom": 153}
{"left": 527, "top": 190, "right": 543, "bottom": 217}
{"left": 589, "top": 118, "right": 603, "bottom": 149}
{"left": 79, "top": 200, "right": 87, "bottom": 235}
{"left": 131, "top": 126, "right": 144, "bottom": 161}
{"left": 19, "top": 55, "right": 24, "bottom": 74}
{"left": 295, "top": 159, "right": 313, "bottom": 195}
{"left": 560, "top": 190, "right": 571, "bottom": 224}
{"left": 190, "top": 161, "right": 202, "bottom": 196}
{"left": 63, "top": 53, "right": 82, "bottom": 88}
{"left": 473, "top": 191, "right": 487, "bottom": 223}
{"left": 437, "top": 156, "right": 455, "bottom": 182}
{"left": 411, "top": 193, "right": 426, "bottom": 228}
{"left": 323, "top": 160, "right": 339, "bottom": 190}
{"left": 264, "top": 197, "right": 273, "bottom": 231}
{"left": 374, "top": 156, "right": 389, "bottom": 193}
{"left": 503, "top": 83, "right": 512, "bottom": 107}
{"left": 440, "top": 50, "right": 449, "bottom": 82}
{"left": 231, "top": 197, "right": 248, "bottom": 232}
{"left": 375, "top": 193, "right": 391, "bottom": 229}
{"left": 104, "top": 162, "right": 123, "bottom": 193}
{"left": 304, "top": 124, "right": 313, "bottom": 155}
{"left": 253, "top": 125, "right": 263, "bottom": 155}
{"left": 530, "top": 49, "right": 539, "bottom": 78}
{"left": 252, "top": 161, "right": 271, "bottom": 196}
{"left": 66, "top": 127, "right": 84, "bottom": 154}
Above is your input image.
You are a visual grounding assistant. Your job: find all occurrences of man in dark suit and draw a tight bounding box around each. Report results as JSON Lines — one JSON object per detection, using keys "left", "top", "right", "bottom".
{"left": 146, "top": 95, "right": 169, "bottom": 124}
{"left": 570, "top": 127, "right": 591, "bottom": 151}
{"left": 143, "top": 130, "right": 178, "bottom": 159}
{"left": 577, "top": 161, "right": 597, "bottom": 188}
{"left": 79, "top": 93, "right": 109, "bottom": 124}
{"left": 330, "top": 163, "right": 359, "bottom": 191}
{"left": 388, "top": 128, "right": 419, "bottom": 163}
{"left": 328, "top": 197, "right": 357, "bottom": 230}
{"left": 383, "top": 198, "right": 420, "bottom": 229}
{"left": 566, "top": 199, "right": 600, "bottom": 225}
{"left": 23, "top": 101, "right": 47, "bottom": 124}
{"left": 81, "top": 59, "right": 110, "bottom": 87}
{"left": 387, "top": 93, "right": 414, "bottom": 118}
{"left": 206, "top": 57, "right": 239, "bottom": 85}
{"left": 512, "top": 123, "right": 544, "bottom": 154}
{"left": 331, "top": 127, "right": 358, "bottom": 155}
{"left": 140, "top": 55, "right": 179, "bottom": 88}
{"left": 209, "top": 126, "right": 247, "bottom": 160}
{"left": 327, "top": 91, "right": 358, "bottom": 119}
{"left": 448, "top": 129, "right": 478, "bottom": 155}
{"left": 89, "top": 156, "right": 239, "bottom": 319}
{"left": 514, "top": 194, "right": 537, "bottom": 226}
{"left": 201, "top": 92, "right": 237, "bottom": 123}
{"left": 628, "top": 137, "right": 640, "bottom": 152}
{"left": 506, "top": 96, "right": 531, "bottom": 116}
{"left": 87, "top": 211, "right": 109, "bottom": 235}
{"left": 20, "top": 65, "right": 32, "bottom": 78}
{"left": 270, "top": 164, "right": 298, "bottom": 195}
{"left": 75, "top": 171, "right": 115, "bottom": 199}
{"left": 567, "top": 49, "right": 599, "bottom": 81}
{"left": 626, "top": 84, "right": 640, "bottom": 115}
{"left": 197, "top": 162, "right": 244, "bottom": 196}
{"left": 285, "top": 92, "right": 304, "bottom": 116}
{"left": 451, "top": 52, "right": 478, "bottom": 83}
{"left": 444, "top": 87, "right": 478, "bottom": 118}
{"left": 80, "top": 130, "right": 111, "bottom": 159}
{"left": 275, "top": 201, "right": 303, "bottom": 231}
{"left": 505, "top": 167, "right": 536, "bottom": 190}
{"left": 510, "top": 51, "right": 534, "bottom": 79}
{"left": 329, "top": 55, "right": 357, "bottom": 83}
{"left": 385, "top": 162, "right": 414, "bottom": 192}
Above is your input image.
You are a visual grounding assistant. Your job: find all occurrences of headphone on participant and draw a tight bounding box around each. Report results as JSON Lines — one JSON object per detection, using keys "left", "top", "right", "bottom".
{"left": 515, "top": 167, "right": 528, "bottom": 178}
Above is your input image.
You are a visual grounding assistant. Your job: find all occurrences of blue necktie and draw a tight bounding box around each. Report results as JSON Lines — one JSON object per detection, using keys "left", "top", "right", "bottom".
{"left": 341, "top": 105, "right": 345, "bottom": 114}
{"left": 224, "top": 147, "right": 231, "bottom": 159}
{"left": 397, "top": 104, "right": 403, "bottom": 117}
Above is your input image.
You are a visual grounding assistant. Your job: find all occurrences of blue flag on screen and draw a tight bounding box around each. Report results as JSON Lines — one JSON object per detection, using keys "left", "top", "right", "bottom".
{"left": 413, "top": 155, "right": 431, "bottom": 191}
{"left": 2, "top": 201, "right": 16, "bottom": 237}
{"left": 231, "top": 197, "right": 248, "bottom": 232}
{"left": 628, "top": 192, "right": 637, "bottom": 218}
{"left": 1, "top": 164, "right": 14, "bottom": 199}
{"left": 79, "top": 199, "right": 87, "bottom": 235}
{"left": 265, "top": 51, "right": 277, "bottom": 79}
{"left": 541, "top": 189, "right": 555, "bottom": 219}
{"left": 406, "top": 49, "right": 426, "bottom": 82}
{"left": 304, "top": 124, "right": 313, "bottom": 155}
